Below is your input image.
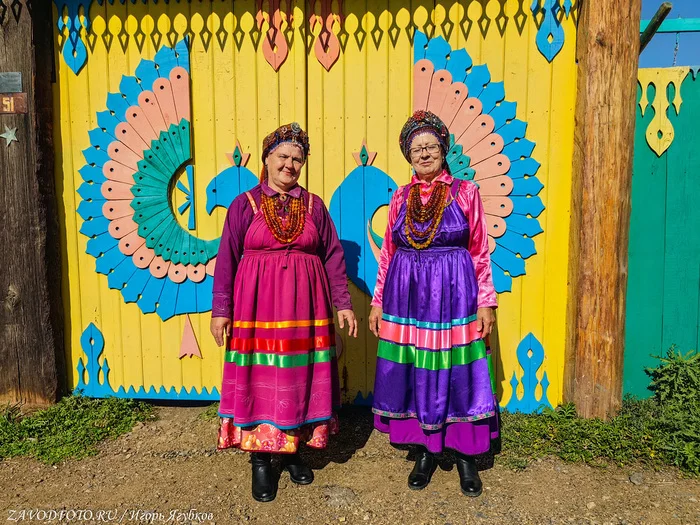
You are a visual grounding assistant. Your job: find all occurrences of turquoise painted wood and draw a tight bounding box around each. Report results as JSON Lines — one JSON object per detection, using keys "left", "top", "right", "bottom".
{"left": 624, "top": 73, "right": 700, "bottom": 398}
{"left": 640, "top": 18, "right": 700, "bottom": 33}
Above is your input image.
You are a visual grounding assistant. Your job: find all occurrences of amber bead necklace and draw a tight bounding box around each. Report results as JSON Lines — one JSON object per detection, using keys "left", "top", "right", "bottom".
{"left": 404, "top": 181, "right": 449, "bottom": 250}
{"left": 260, "top": 192, "right": 306, "bottom": 244}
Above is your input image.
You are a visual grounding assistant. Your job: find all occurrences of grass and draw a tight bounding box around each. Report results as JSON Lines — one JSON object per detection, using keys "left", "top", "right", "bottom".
{"left": 2, "top": 348, "right": 696, "bottom": 476}
{"left": 500, "top": 399, "right": 671, "bottom": 471}
{"left": 199, "top": 403, "right": 220, "bottom": 421}
{"left": 499, "top": 347, "right": 700, "bottom": 477}
{"left": 0, "top": 395, "right": 155, "bottom": 465}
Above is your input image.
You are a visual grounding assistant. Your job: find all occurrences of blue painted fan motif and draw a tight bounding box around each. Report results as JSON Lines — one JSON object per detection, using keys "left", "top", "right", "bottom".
{"left": 77, "top": 40, "right": 256, "bottom": 320}
{"left": 412, "top": 31, "right": 544, "bottom": 293}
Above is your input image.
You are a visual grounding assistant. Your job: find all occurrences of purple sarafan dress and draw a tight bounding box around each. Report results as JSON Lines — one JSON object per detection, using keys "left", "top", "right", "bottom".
{"left": 372, "top": 171, "right": 499, "bottom": 456}
{"left": 212, "top": 182, "right": 352, "bottom": 454}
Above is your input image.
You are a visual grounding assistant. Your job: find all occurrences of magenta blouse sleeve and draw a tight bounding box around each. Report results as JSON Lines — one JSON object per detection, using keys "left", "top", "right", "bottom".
{"left": 456, "top": 181, "right": 498, "bottom": 308}
{"left": 211, "top": 191, "right": 255, "bottom": 319}
{"left": 312, "top": 195, "right": 353, "bottom": 311}
{"left": 370, "top": 188, "right": 404, "bottom": 308}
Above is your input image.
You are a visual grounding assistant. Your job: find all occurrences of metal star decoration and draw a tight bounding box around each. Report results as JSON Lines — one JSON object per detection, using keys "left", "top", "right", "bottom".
{"left": 0, "top": 125, "right": 18, "bottom": 147}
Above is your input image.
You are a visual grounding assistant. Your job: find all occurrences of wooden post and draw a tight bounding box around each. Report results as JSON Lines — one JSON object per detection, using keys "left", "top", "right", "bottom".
{"left": 0, "top": 1, "right": 65, "bottom": 405}
{"left": 564, "top": 0, "right": 642, "bottom": 419}
{"left": 640, "top": 2, "right": 672, "bottom": 53}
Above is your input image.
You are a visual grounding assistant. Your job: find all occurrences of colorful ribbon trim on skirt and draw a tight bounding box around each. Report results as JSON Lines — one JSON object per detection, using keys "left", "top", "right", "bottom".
{"left": 382, "top": 313, "right": 477, "bottom": 330}
{"left": 224, "top": 348, "right": 337, "bottom": 367}
{"left": 380, "top": 318, "right": 482, "bottom": 350}
{"left": 233, "top": 318, "right": 333, "bottom": 329}
{"left": 377, "top": 340, "right": 487, "bottom": 370}
{"left": 230, "top": 335, "right": 334, "bottom": 353}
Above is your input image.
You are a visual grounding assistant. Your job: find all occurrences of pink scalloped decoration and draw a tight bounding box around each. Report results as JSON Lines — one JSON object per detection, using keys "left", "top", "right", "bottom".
{"left": 152, "top": 78, "right": 179, "bottom": 127}
{"left": 468, "top": 134, "right": 504, "bottom": 165}
{"left": 483, "top": 196, "right": 513, "bottom": 217}
{"left": 103, "top": 160, "right": 136, "bottom": 184}
{"left": 473, "top": 154, "right": 510, "bottom": 180}
{"left": 427, "top": 69, "right": 454, "bottom": 115}
{"left": 478, "top": 175, "right": 514, "bottom": 196}
{"left": 460, "top": 115, "right": 495, "bottom": 151}
{"left": 449, "top": 98, "right": 483, "bottom": 139}
{"left": 125, "top": 106, "right": 159, "bottom": 144}
{"left": 206, "top": 258, "right": 216, "bottom": 276}
{"left": 487, "top": 216, "right": 507, "bottom": 238}
{"left": 132, "top": 244, "right": 155, "bottom": 268}
{"left": 101, "top": 180, "right": 133, "bottom": 200}
{"left": 107, "top": 141, "right": 141, "bottom": 170}
{"left": 108, "top": 216, "right": 137, "bottom": 239}
{"left": 137, "top": 90, "right": 168, "bottom": 135}
{"left": 413, "top": 60, "right": 434, "bottom": 110}
{"left": 439, "top": 82, "right": 469, "bottom": 128}
{"left": 149, "top": 256, "right": 170, "bottom": 278}
{"left": 168, "top": 263, "right": 187, "bottom": 283}
{"left": 170, "top": 67, "right": 191, "bottom": 122}
{"left": 114, "top": 122, "right": 149, "bottom": 156}
{"left": 187, "top": 264, "right": 207, "bottom": 283}
{"left": 103, "top": 200, "right": 133, "bottom": 220}
{"left": 119, "top": 230, "right": 144, "bottom": 256}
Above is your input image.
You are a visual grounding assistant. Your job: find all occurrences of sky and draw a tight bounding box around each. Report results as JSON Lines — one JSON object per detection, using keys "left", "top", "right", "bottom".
{"left": 640, "top": 0, "right": 700, "bottom": 68}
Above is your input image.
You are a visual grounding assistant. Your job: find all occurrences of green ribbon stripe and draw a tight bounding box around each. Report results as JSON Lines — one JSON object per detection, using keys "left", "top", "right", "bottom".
{"left": 377, "top": 340, "right": 487, "bottom": 370}
{"left": 487, "top": 353, "right": 496, "bottom": 394}
{"left": 382, "top": 313, "right": 477, "bottom": 330}
{"left": 225, "top": 348, "right": 336, "bottom": 367}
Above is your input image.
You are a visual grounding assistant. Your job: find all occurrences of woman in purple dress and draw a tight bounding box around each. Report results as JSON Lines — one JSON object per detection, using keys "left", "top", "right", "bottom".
{"left": 210, "top": 123, "right": 357, "bottom": 503}
{"left": 368, "top": 110, "right": 498, "bottom": 497}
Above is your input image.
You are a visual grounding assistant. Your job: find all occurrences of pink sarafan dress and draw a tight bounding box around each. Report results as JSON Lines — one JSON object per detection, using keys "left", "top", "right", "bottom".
{"left": 212, "top": 182, "right": 352, "bottom": 454}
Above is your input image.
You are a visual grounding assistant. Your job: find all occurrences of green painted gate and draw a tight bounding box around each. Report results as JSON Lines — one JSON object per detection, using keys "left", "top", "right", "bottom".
{"left": 624, "top": 68, "right": 700, "bottom": 398}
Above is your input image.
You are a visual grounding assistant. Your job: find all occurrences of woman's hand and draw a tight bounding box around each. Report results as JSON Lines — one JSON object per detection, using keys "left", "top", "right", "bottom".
{"left": 337, "top": 309, "right": 358, "bottom": 338}
{"left": 476, "top": 307, "right": 496, "bottom": 337}
{"left": 210, "top": 317, "right": 232, "bottom": 347}
{"left": 368, "top": 306, "right": 382, "bottom": 338}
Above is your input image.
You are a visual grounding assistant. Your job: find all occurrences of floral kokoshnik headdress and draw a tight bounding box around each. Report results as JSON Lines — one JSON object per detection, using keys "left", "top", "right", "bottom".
{"left": 262, "top": 122, "right": 311, "bottom": 163}
{"left": 399, "top": 110, "right": 450, "bottom": 162}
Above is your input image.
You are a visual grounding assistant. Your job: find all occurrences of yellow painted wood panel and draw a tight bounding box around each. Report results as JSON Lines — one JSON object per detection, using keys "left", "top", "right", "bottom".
{"left": 53, "top": 0, "right": 577, "bottom": 408}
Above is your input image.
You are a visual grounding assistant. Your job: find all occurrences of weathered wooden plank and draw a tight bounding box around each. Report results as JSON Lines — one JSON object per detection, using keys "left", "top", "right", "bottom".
{"left": 661, "top": 74, "right": 700, "bottom": 356}
{"left": 565, "top": 0, "right": 642, "bottom": 418}
{"left": 623, "top": 86, "right": 667, "bottom": 399}
{"left": 0, "top": 1, "right": 64, "bottom": 405}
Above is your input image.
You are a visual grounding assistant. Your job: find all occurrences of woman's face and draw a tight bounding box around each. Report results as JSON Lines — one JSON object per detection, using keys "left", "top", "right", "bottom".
{"left": 266, "top": 143, "right": 305, "bottom": 192}
{"left": 408, "top": 132, "right": 444, "bottom": 181}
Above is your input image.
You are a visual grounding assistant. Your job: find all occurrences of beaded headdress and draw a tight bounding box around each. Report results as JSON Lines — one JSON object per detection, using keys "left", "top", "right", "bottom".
{"left": 262, "top": 122, "right": 310, "bottom": 163}
{"left": 399, "top": 110, "right": 450, "bottom": 161}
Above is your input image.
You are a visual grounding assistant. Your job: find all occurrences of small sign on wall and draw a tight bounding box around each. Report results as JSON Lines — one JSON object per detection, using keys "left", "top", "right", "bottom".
{"left": 0, "top": 93, "right": 27, "bottom": 114}
{"left": 0, "top": 72, "right": 22, "bottom": 93}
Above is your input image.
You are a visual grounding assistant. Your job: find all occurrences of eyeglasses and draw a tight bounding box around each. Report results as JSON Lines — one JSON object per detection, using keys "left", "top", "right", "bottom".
{"left": 409, "top": 143, "right": 441, "bottom": 159}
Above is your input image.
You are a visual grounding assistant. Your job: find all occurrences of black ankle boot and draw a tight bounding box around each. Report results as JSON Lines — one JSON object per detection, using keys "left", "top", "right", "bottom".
{"left": 407, "top": 448, "right": 436, "bottom": 490}
{"left": 456, "top": 454, "right": 482, "bottom": 497}
{"left": 251, "top": 453, "right": 276, "bottom": 502}
{"left": 283, "top": 453, "right": 314, "bottom": 485}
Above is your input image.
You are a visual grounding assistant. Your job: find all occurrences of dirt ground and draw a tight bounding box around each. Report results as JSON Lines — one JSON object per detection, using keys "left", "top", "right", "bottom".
{"left": 1, "top": 406, "right": 698, "bottom": 525}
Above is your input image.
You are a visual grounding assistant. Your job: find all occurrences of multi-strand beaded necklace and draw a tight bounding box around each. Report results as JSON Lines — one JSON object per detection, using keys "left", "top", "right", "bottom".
{"left": 260, "top": 192, "right": 306, "bottom": 244}
{"left": 404, "top": 182, "right": 449, "bottom": 250}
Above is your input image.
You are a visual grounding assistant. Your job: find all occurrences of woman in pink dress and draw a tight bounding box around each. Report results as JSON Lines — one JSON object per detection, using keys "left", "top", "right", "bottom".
{"left": 211, "top": 123, "right": 357, "bottom": 502}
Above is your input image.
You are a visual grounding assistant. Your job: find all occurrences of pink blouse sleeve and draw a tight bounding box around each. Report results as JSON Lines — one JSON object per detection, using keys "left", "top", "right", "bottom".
{"left": 370, "top": 188, "right": 404, "bottom": 308}
{"left": 456, "top": 181, "right": 498, "bottom": 308}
